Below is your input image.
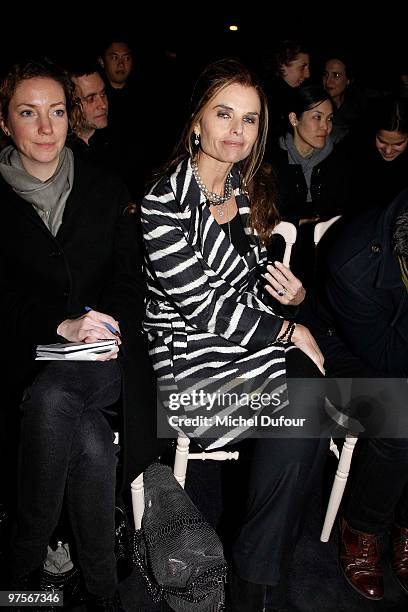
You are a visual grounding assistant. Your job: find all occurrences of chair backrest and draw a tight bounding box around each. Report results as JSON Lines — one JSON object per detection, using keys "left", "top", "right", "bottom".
{"left": 314, "top": 216, "right": 342, "bottom": 246}
{"left": 271, "top": 221, "right": 297, "bottom": 267}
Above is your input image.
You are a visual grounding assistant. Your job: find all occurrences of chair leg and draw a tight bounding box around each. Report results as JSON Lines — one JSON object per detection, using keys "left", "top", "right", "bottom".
{"left": 173, "top": 434, "right": 190, "bottom": 489}
{"left": 320, "top": 434, "right": 358, "bottom": 542}
{"left": 130, "top": 473, "right": 144, "bottom": 530}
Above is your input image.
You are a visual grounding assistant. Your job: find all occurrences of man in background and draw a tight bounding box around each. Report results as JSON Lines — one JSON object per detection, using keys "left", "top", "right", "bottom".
{"left": 98, "top": 36, "right": 155, "bottom": 200}
{"left": 69, "top": 64, "right": 110, "bottom": 163}
{"left": 98, "top": 38, "right": 133, "bottom": 92}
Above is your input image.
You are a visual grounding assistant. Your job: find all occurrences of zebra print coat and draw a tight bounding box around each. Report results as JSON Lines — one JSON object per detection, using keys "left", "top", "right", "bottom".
{"left": 142, "top": 158, "right": 292, "bottom": 448}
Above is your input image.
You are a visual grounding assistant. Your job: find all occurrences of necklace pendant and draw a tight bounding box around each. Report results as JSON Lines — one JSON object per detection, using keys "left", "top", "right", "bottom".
{"left": 191, "top": 159, "right": 233, "bottom": 206}
{"left": 217, "top": 207, "right": 225, "bottom": 217}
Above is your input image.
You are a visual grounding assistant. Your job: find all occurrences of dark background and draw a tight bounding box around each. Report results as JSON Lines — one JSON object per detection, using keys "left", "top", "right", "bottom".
{"left": 0, "top": 9, "right": 405, "bottom": 171}
{"left": 1, "top": 9, "right": 405, "bottom": 87}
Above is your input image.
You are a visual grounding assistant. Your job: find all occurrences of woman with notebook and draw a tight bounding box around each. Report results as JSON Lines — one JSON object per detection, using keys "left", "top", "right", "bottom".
{"left": 0, "top": 58, "right": 158, "bottom": 610}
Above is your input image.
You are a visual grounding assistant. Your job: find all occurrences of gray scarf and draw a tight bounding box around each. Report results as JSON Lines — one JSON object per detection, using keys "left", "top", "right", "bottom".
{"left": 280, "top": 133, "right": 333, "bottom": 201}
{"left": 0, "top": 145, "right": 74, "bottom": 236}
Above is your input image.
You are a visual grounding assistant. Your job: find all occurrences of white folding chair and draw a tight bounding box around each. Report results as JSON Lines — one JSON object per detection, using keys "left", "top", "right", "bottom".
{"left": 320, "top": 432, "right": 358, "bottom": 541}
{"left": 313, "top": 215, "right": 359, "bottom": 542}
{"left": 130, "top": 436, "right": 239, "bottom": 528}
{"left": 131, "top": 472, "right": 145, "bottom": 529}
{"left": 313, "top": 215, "right": 341, "bottom": 247}
{"left": 112, "top": 433, "right": 144, "bottom": 530}
{"left": 272, "top": 221, "right": 297, "bottom": 267}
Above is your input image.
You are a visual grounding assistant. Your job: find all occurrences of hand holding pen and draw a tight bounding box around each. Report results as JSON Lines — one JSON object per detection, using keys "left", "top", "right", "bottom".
{"left": 84, "top": 307, "right": 122, "bottom": 341}
{"left": 56, "top": 307, "right": 122, "bottom": 346}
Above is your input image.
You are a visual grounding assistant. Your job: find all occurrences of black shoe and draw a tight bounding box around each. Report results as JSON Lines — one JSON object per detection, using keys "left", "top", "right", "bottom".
{"left": 86, "top": 590, "right": 124, "bottom": 612}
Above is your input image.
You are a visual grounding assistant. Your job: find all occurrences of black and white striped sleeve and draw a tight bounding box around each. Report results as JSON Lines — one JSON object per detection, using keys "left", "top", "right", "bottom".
{"left": 142, "top": 196, "right": 282, "bottom": 351}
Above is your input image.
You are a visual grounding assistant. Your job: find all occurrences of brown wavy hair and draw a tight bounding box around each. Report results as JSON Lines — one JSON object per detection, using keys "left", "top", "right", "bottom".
{"left": 0, "top": 58, "right": 84, "bottom": 135}
{"left": 164, "top": 57, "right": 279, "bottom": 243}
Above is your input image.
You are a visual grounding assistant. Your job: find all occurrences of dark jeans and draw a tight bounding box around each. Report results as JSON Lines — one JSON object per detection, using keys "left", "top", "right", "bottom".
{"left": 327, "top": 364, "right": 408, "bottom": 534}
{"left": 231, "top": 349, "right": 327, "bottom": 590}
{"left": 345, "top": 437, "right": 408, "bottom": 534}
{"left": 12, "top": 361, "right": 122, "bottom": 596}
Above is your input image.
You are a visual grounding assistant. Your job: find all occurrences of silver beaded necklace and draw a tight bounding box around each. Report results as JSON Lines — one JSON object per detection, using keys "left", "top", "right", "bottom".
{"left": 191, "top": 159, "right": 233, "bottom": 217}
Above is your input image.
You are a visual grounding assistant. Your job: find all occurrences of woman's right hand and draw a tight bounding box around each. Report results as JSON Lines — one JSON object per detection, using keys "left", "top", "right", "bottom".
{"left": 264, "top": 261, "right": 306, "bottom": 306}
{"left": 56, "top": 310, "right": 121, "bottom": 360}
{"left": 291, "top": 323, "right": 325, "bottom": 375}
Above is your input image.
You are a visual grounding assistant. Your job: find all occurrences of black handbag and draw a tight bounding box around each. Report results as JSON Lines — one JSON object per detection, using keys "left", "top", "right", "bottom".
{"left": 132, "top": 463, "right": 227, "bottom": 611}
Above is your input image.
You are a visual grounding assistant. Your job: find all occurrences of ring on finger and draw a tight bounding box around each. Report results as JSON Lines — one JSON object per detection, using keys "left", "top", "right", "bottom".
{"left": 277, "top": 288, "right": 287, "bottom": 296}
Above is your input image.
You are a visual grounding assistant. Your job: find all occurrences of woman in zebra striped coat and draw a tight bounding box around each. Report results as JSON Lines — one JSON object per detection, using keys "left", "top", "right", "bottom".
{"left": 142, "top": 59, "right": 327, "bottom": 610}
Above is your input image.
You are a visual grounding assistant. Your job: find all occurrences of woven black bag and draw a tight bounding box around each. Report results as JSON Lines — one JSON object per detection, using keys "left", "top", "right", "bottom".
{"left": 132, "top": 463, "right": 227, "bottom": 612}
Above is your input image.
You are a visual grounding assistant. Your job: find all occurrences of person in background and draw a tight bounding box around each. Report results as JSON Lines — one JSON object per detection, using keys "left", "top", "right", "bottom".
{"left": 264, "top": 39, "right": 311, "bottom": 147}
{"left": 322, "top": 51, "right": 371, "bottom": 144}
{"left": 68, "top": 60, "right": 145, "bottom": 208}
{"left": 98, "top": 37, "right": 133, "bottom": 92}
{"left": 268, "top": 83, "right": 352, "bottom": 286}
{"left": 142, "top": 57, "right": 327, "bottom": 612}
{"left": 70, "top": 65, "right": 108, "bottom": 140}
{"left": 0, "top": 58, "right": 161, "bottom": 611}
{"left": 68, "top": 63, "right": 110, "bottom": 161}
{"left": 352, "top": 97, "right": 408, "bottom": 213}
{"left": 98, "top": 35, "right": 149, "bottom": 200}
{"left": 322, "top": 194, "right": 408, "bottom": 601}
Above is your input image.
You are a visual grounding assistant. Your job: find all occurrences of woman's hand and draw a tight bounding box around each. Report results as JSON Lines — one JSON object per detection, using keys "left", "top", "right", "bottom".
{"left": 264, "top": 261, "right": 306, "bottom": 306}
{"left": 291, "top": 323, "right": 325, "bottom": 375}
{"left": 57, "top": 310, "right": 121, "bottom": 360}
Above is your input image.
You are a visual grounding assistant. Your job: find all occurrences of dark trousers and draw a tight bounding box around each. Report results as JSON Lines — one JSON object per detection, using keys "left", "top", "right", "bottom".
{"left": 12, "top": 361, "right": 122, "bottom": 596}
{"left": 345, "top": 436, "right": 408, "bottom": 533}
{"left": 231, "top": 349, "right": 327, "bottom": 588}
{"left": 327, "top": 363, "right": 408, "bottom": 535}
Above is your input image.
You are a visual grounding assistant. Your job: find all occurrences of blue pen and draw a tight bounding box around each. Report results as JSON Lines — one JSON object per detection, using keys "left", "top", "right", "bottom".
{"left": 84, "top": 306, "right": 122, "bottom": 339}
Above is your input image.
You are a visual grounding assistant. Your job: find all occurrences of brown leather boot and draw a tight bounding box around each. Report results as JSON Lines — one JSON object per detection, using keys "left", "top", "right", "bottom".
{"left": 339, "top": 517, "right": 384, "bottom": 600}
{"left": 391, "top": 524, "right": 408, "bottom": 594}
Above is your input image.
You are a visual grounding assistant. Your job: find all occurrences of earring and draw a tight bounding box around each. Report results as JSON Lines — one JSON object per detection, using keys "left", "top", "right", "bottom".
{"left": 194, "top": 133, "right": 200, "bottom": 146}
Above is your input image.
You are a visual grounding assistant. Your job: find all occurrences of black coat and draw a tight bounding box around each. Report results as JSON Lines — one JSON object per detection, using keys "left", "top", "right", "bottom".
{"left": 0, "top": 156, "right": 166, "bottom": 486}
{"left": 324, "top": 191, "right": 408, "bottom": 375}
{"left": 265, "top": 78, "right": 296, "bottom": 148}
{"left": 351, "top": 146, "right": 408, "bottom": 214}
{"left": 269, "top": 140, "right": 354, "bottom": 224}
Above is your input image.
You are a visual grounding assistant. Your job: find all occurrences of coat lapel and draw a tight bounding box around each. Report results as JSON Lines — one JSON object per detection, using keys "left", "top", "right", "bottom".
{"left": 172, "top": 158, "right": 262, "bottom": 286}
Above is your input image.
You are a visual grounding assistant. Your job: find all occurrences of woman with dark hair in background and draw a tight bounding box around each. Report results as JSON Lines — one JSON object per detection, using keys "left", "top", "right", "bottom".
{"left": 352, "top": 97, "right": 408, "bottom": 213}
{"left": 322, "top": 52, "right": 362, "bottom": 143}
{"left": 142, "top": 57, "right": 327, "bottom": 611}
{"left": 269, "top": 83, "right": 352, "bottom": 286}
{"left": 321, "top": 50, "right": 389, "bottom": 145}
